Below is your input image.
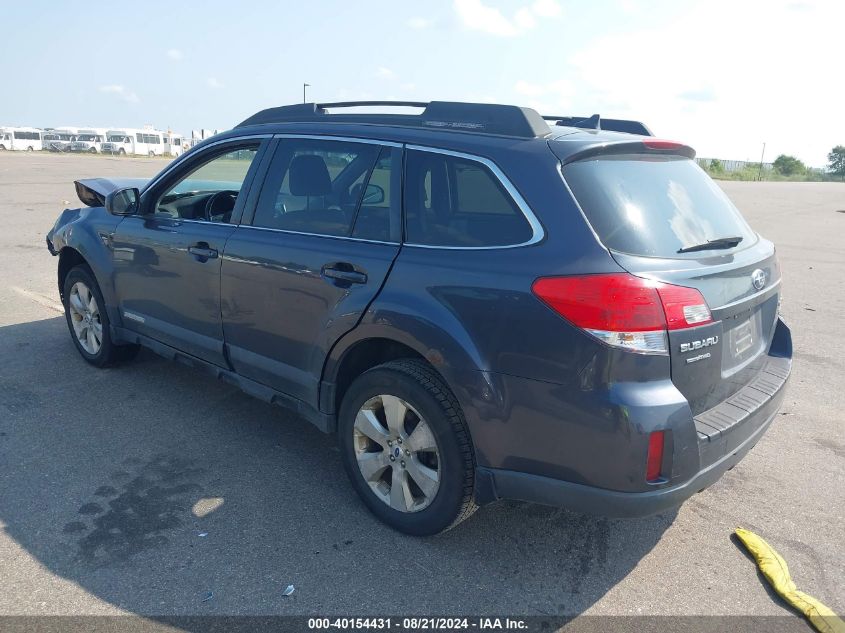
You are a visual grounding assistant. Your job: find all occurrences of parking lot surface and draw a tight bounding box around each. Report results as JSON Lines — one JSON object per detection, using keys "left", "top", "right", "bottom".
{"left": 0, "top": 152, "right": 843, "bottom": 620}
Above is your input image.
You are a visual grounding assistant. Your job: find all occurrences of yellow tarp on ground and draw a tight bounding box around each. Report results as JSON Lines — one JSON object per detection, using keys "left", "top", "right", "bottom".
{"left": 735, "top": 527, "right": 845, "bottom": 633}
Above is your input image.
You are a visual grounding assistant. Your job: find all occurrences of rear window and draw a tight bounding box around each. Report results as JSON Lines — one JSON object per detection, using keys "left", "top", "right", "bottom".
{"left": 562, "top": 155, "right": 756, "bottom": 258}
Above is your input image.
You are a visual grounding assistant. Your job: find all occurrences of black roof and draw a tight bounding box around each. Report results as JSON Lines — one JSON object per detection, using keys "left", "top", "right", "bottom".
{"left": 236, "top": 101, "right": 553, "bottom": 139}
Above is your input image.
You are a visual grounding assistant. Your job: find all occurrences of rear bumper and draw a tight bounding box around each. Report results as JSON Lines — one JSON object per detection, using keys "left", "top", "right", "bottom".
{"left": 474, "top": 324, "right": 792, "bottom": 518}
{"left": 478, "top": 385, "right": 781, "bottom": 517}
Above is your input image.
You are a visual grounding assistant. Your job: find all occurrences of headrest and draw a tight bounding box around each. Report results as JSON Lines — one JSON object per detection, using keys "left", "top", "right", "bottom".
{"left": 289, "top": 154, "right": 332, "bottom": 196}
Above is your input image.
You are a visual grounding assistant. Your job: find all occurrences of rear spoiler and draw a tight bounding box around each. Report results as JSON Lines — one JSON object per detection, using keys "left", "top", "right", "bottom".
{"left": 543, "top": 114, "right": 653, "bottom": 137}
{"left": 74, "top": 177, "right": 149, "bottom": 207}
{"left": 551, "top": 139, "right": 696, "bottom": 165}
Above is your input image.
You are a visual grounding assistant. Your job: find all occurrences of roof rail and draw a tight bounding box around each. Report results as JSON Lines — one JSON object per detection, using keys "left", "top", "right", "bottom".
{"left": 543, "top": 114, "right": 653, "bottom": 136}
{"left": 236, "top": 100, "right": 552, "bottom": 139}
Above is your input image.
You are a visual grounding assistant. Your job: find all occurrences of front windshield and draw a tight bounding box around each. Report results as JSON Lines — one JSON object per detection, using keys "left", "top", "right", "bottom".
{"left": 43, "top": 134, "right": 59, "bottom": 141}
{"left": 108, "top": 135, "right": 127, "bottom": 142}
{"left": 78, "top": 134, "right": 96, "bottom": 141}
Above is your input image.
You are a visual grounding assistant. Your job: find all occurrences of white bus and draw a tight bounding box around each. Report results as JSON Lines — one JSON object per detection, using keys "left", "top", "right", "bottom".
{"left": 132, "top": 128, "right": 165, "bottom": 156}
{"left": 100, "top": 130, "right": 135, "bottom": 155}
{"left": 100, "top": 127, "right": 185, "bottom": 156}
{"left": 42, "top": 127, "right": 78, "bottom": 152}
{"left": 70, "top": 128, "right": 109, "bottom": 153}
{"left": 162, "top": 131, "right": 185, "bottom": 157}
{"left": 0, "top": 127, "right": 43, "bottom": 151}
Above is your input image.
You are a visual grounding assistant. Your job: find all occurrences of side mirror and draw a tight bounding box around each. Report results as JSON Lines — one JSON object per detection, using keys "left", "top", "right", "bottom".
{"left": 105, "top": 187, "right": 140, "bottom": 216}
{"left": 362, "top": 183, "right": 385, "bottom": 205}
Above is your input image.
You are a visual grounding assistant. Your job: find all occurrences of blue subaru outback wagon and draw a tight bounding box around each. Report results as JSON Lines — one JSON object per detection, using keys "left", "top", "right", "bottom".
{"left": 47, "top": 101, "right": 792, "bottom": 535}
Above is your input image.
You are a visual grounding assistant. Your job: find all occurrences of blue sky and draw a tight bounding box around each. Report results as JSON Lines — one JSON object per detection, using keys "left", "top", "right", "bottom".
{"left": 1, "top": 0, "right": 841, "bottom": 166}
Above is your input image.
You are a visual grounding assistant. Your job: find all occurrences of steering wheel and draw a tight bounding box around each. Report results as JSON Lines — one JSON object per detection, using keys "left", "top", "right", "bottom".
{"left": 203, "top": 190, "right": 239, "bottom": 222}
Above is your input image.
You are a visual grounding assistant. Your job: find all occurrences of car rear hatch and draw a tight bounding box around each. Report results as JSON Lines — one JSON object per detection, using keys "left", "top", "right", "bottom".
{"left": 554, "top": 139, "right": 789, "bottom": 453}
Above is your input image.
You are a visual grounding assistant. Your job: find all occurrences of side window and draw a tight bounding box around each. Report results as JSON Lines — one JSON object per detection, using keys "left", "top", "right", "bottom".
{"left": 252, "top": 138, "right": 384, "bottom": 238}
{"left": 136, "top": 133, "right": 143, "bottom": 143}
{"left": 351, "top": 147, "right": 393, "bottom": 241}
{"left": 153, "top": 145, "right": 260, "bottom": 223}
{"left": 404, "top": 150, "right": 533, "bottom": 247}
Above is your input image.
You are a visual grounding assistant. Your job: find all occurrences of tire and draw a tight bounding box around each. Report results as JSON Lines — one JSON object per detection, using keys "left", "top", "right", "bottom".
{"left": 148, "top": 150, "right": 155, "bottom": 157}
{"left": 118, "top": 148, "right": 126, "bottom": 155}
{"left": 62, "top": 264, "right": 139, "bottom": 367}
{"left": 88, "top": 147, "right": 97, "bottom": 154}
{"left": 339, "top": 359, "right": 476, "bottom": 535}
{"left": 0, "top": 145, "right": 6, "bottom": 151}
{"left": 27, "top": 146, "right": 33, "bottom": 152}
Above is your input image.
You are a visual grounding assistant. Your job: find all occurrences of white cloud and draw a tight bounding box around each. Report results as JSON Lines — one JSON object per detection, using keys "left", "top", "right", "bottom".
{"left": 531, "top": 0, "right": 562, "bottom": 17}
{"left": 166, "top": 48, "right": 183, "bottom": 61}
{"left": 400, "top": 82, "right": 416, "bottom": 91}
{"left": 454, "top": 0, "right": 561, "bottom": 36}
{"left": 376, "top": 67, "right": 396, "bottom": 80}
{"left": 514, "top": 79, "right": 573, "bottom": 99}
{"left": 616, "top": 0, "right": 639, "bottom": 14}
{"left": 567, "top": 0, "right": 844, "bottom": 166}
{"left": 206, "top": 77, "right": 224, "bottom": 89}
{"left": 514, "top": 80, "right": 545, "bottom": 98}
{"left": 514, "top": 8, "right": 536, "bottom": 30}
{"left": 513, "top": 79, "right": 574, "bottom": 114}
{"left": 98, "top": 84, "right": 139, "bottom": 103}
{"left": 454, "top": 0, "right": 522, "bottom": 36}
{"left": 407, "top": 16, "right": 433, "bottom": 29}
{"left": 677, "top": 88, "right": 717, "bottom": 103}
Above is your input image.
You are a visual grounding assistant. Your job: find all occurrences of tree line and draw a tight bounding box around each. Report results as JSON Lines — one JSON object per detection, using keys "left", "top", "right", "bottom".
{"left": 768, "top": 146, "right": 844, "bottom": 179}
{"left": 706, "top": 146, "right": 845, "bottom": 181}
{"left": 770, "top": 147, "right": 845, "bottom": 178}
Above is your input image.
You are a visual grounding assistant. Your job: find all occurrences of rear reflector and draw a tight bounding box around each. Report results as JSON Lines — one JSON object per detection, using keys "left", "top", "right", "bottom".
{"left": 646, "top": 431, "right": 665, "bottom": 482}
{"left": 531, "top": 273, "right": 713, "bottom": 354}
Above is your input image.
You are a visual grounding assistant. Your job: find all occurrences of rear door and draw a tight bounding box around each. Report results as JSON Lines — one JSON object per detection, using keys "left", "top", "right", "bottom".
{"left": 220, "top": 136, "right": 401, "bottom": 405}
{"left": 561, "top": 152, "right": 781, "bottom": 414}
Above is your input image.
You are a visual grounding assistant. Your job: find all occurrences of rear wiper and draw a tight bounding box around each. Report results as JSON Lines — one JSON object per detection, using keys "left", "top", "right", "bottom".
{"left": 677, "top": 236, "right": 743, "bottom": 254}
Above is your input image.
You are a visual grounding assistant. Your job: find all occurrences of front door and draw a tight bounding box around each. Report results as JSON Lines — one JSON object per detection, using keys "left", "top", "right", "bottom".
{"left": 221, "top": 137, "right": 402, "bottom": 405}
{"left": 111, "top": 140, "right": 267, "bottom": 366}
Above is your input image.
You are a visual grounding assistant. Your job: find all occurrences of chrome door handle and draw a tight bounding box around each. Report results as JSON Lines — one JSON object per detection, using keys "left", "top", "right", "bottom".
{"left": 322, "top": 266, "right": 367, "bottom": 284}
{"left": 188, "top": 244, "right": 218, "bottom": 259}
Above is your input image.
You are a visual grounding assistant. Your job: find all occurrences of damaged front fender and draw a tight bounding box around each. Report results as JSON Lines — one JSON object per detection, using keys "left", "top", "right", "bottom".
{"left": 46, "top": 207, "right": 84, "bottom": 255}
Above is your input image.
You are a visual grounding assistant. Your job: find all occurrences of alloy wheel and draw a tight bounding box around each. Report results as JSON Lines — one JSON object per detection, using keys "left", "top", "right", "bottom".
{"left": 353, "top": 394, "right": 441, "bottom": 513}
{"left": 68, "top": 281, "right": 103, "bottom": 355}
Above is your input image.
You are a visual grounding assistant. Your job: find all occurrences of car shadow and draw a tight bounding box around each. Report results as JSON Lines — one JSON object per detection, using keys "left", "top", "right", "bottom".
{"left": 0, "top": 316, "right": 675, "bottom": 626}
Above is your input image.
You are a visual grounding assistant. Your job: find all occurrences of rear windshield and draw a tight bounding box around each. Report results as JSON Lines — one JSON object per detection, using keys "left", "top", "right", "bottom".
{"left": 562, "top": 155, "right": 756, "bottom": 258}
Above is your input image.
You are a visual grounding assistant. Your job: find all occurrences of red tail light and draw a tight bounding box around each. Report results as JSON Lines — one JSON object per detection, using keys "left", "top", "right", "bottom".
{"left": 531, "top": 273, "right": 712, "bottom": 354}
{"left": 642, "top": 139, "right": 685, "bottom": 150}
{"left": 646, "top": 431, "right": 665, "bottom": 482}
{"left": 656, "top": 283, "right": 713, "bottom": 330}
